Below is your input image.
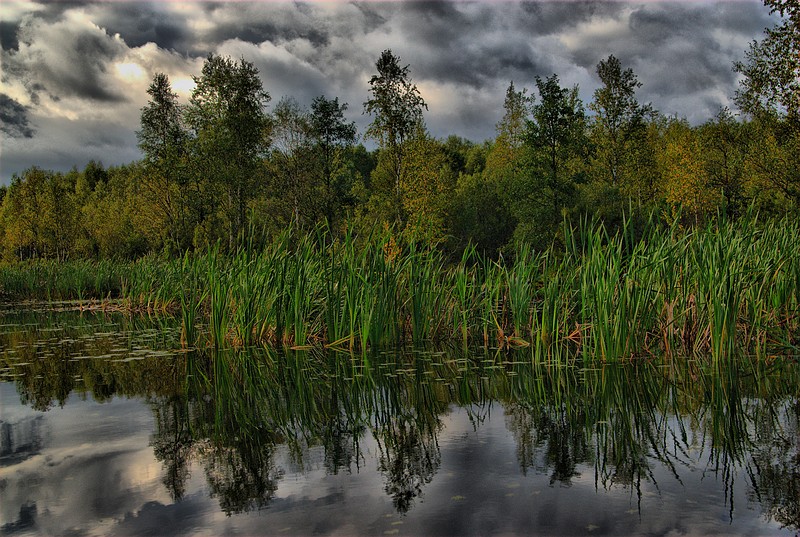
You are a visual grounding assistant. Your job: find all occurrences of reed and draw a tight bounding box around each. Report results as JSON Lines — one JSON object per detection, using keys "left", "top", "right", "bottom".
{"left": 178, "top": 252, "right": 206, "bottom": 349}
{"left": 451, "top": 245, "right": 480, "bottom": 346}
{"left": 207, "top": 246, "right": 230, "bottom": 350}
{"left": 2, "top": 215, "right": 797, "bottom": 360}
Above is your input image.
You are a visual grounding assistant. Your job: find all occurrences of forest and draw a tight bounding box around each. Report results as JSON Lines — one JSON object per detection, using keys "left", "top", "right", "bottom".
{"left": 0, "top": 0, "right": 798, "bottom": 263}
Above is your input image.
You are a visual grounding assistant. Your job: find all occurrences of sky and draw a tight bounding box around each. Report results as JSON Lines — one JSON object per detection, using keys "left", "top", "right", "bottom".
{"left": 0, "top": 0, "right": 777, "bottom": 184}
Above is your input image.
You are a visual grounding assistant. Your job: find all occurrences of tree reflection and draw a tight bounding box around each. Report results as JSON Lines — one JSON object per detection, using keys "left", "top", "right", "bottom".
{"left": 5, "top": 312, "right": 800, "bottom": 526}
{"left": 748, "top": 400, "right": 800, "bottom": 529}
{"left": 0, "top": 310, "right": 184, "bottom": 411}
{"left": 201, "top": 436, "right": 283, "bottom": 515}
{"left": 375, "top": 418, "right": 441, "bottom": 513}
{"left": 149, "top": 394, "right": 195, "bottom": 501}
{"left": 504, "top": 402, "right": 591, "bottom": 485}
{"left": 320, "top": 382, "right": 366, "bottom": 475}
{"left": 500, "top": 354, "right": 800, "bottom": 527}
{"left": 370, "top": 353, "right": 449, "bottom": 512}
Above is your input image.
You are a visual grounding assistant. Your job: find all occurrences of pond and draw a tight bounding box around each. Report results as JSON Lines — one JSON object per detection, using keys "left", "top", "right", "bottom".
{"left": 1, "top": 304, "right": 799, "bottom": 536}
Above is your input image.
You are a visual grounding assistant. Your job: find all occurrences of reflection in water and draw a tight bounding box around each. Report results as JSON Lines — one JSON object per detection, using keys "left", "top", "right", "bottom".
{"left": 374, "top": 413, "right": 441, "bottom": 513}
{"left": 202, "top": 433, "right": 282, "bottom": 515}
{"left": 0, "top": 416, "right": 45, "bottom": 466}
{"left": 0, "top": 502, "right": 37, "bottom": 534}
{"left": 505, "top": 402, "right": 591, "bottom": 486}
{"left": 748, "top": 400, "right": 800, "bottom": 529}
{"left": 138, "top": 346, "right": 800, "bottom": 527}
{"left": 503, "top": 364, "right": 590, "bottom": 486}
{"left": 149, "top": 394, "right": 194, "bottom": 502}
{"left": 1, "top": 307, "right": 799, "bottom": 533}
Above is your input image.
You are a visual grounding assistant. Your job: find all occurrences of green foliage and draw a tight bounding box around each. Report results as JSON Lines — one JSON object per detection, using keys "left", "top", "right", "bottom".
{"left": 3, "top": 37, "right": 800, "bottom": 271}
{"left": 363, "top": 49, "right": 428, "bottom": 227}
{"left": 744, "top": 113, "right": 800, "bottom": 207}
{"left": 698, "top": 108, "right": 749, "bottom": 217}
{"left": 267, "top": 97, "right": 316, "bottom": 229}
{"left": 310, "top": 95, "right": 358, "bottom": 228}
{"left": 10, "top": 216, "right": 796, "bottom": 364}
{"left": 658, "top": 118, "right": 721, "bottom": 225}
{"left": 449, "top": 172, "right": 515, "bottom": 258}
{"left": 589, "top": 55, "right": 653, "bottom": 192}
{"left": 138, "top": 73, "right": 192, "bottom": 251}
{"left": 496, "top": 81, "right": 530, "bottom": 150}
{"left": 139, "top": 73, "right": 187, "bottom": 166}
{"left": 734, "top": 0, "right": 800, "bottom": 125}
{"left": 401, "top": 130, "right": 455, "bottom": 244}
{"left": 186, "top": 54, "right": 272, "bottom": 249}
{"left": 363, "top": 49, "right": 427, "bottom": 149}
{"left": 511, "top": 75, "right": 588, "bottom": 248}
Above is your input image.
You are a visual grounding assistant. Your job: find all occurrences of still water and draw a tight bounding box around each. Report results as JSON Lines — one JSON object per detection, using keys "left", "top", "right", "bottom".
{"left": 1, "top": 304, "right": 798, "bottom": 536}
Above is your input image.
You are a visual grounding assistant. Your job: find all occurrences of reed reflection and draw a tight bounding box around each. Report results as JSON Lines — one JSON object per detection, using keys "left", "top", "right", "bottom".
{"left": 3, "top": 320, "right": 799, "bottom": 526}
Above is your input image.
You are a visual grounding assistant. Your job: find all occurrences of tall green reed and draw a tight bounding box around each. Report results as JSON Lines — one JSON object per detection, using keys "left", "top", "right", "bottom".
{"left": 3, "top": 215, "right": 797, "bottom": 360}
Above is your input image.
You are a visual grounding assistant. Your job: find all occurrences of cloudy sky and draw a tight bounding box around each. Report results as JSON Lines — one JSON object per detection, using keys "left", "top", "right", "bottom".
{"left": 0, "top": 0, "right": 777, "bottom": 183}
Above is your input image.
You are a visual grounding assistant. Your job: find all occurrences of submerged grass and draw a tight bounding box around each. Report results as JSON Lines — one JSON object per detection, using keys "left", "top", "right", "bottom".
{"left": 1, "top": 216, "right": 798, "bottom": 361}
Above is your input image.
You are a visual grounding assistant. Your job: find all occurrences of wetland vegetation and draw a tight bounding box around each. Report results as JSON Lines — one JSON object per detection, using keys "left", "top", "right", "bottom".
{"left": 1, "top": 1, "right": 799, "bottom": 533}
{"left": 1, "top": 215, "right": 798, "bottom": 362}
{"left": 0, "top": 2, "right": 796, "bottom": 363}
{"left": 1, "top": 308, "right": 800, "bottom": 534}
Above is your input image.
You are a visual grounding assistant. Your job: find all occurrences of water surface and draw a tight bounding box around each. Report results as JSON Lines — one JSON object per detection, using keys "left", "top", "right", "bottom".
{"left": 1, "top": 304, "right": 798, "bottom": 536}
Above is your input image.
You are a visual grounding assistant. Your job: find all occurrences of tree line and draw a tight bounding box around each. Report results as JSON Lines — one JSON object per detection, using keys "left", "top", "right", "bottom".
{"left": 1, "top": 0, "right": 797, "bottom": 261}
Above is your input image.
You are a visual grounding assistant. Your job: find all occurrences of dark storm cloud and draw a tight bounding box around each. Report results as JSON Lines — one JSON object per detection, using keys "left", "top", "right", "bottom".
{"left": 6, "top": 16, "right": 128, "bottom": 104}
{"left": 352, "top": 2, "right": 389, "bottom": 29}
{"left": 627, "top": 4, "right": 740, "bottom": 77}
{"left": 1, "top": 503, "right": 38, "bottom": 535}
{"left": 113, "top": 498, "right": 208, "bottom": 536}
{"left": 627, "top": 2, "right": 772, "bottom": 118}
{"left": 90, "top": 3, "right": 189, "bottom": 52}
{"left": 392, "top": 2, "right": 627, "bottom": 89}
{"left": 203, "top": 3, "right": 331, "bottom": 50}
{"left": 62, "top": 36, "right": 126, "bottom": 102}
{"left": 0, "top": 94, "right": 35, "bottom": 138}
{"left": 0, "top": 20, "right": 20, "bottom": 51}
{"left": 21, "top": 1, "right": 74, "bottom": 23}
{"left": 0, "top": 0, "right": 778, "bottom": 183}
{"left": 546, "top": 1, "right": 775, "bottom": 120}
{"left": 2, "top": 117, "right": 141, "bottom": 182}
{"left": 417, "top": 41, "right": 545, "bottom": 89}
{"left": 20, "top": 1, "right": 188, "bottom": 52}
{"left": 213, "top": 18, "right": 330, "bottom": 50}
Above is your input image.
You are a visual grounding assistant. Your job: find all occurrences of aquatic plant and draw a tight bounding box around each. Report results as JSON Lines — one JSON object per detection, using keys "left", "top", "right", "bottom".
{"left": 1, "top": 216, "right": 798, "bottom": 361}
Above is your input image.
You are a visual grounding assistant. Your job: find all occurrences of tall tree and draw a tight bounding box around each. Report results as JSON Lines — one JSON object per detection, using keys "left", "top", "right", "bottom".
{"left": 185, "top": 54, "right": 271, "bottom": 249}
{"left": 401, "top": 127, "right": 455, "bottom": 244}
{"left": 2, "top": 168, "right": 51, "bottom": 260}
{"left": 589, "top": 55, "right": 652, "bottom": 190}
{"left": 744, "top": 114, "right": 800, "bottom": 207}
{"left": 527, "top": 75, "right": 587, "bottom": 217}
{"left": 481, "top": 81, "right": 531, "bottom": 249}
{"left": 484, "top": 81, "right": 530, "bottom": 193}
{"left": 139, "top": 73, "right": 186, "bottom": 166}
{"left": 91, "top": 164, "right": 150, "bottom": 258}
{"left": 734, "top": 0, "right": 800, "bottom": 125}
{"left": 698, "top": 108, "right": 748, "bottom": 217}
{"left": 363, "top": 49, "right": 427, "bottom": 226}
{"left": 659, "top": 119, "right": 720, "bottom": 225}
{"left": 310, "top": 96, "right": 357, "bottom": 228}
{"left": 514, "top": 75, "right": 587, "bottom": 247}
{"left": 733, "top": 0, "right": 800, "bottom": 210}
{"left": 268, "top": 97, "right": 314, "bottom": 229}
{"left": 138, "top": 73, "right": 190, "bottom": 251}
{"left": 496, "top": 81, "right": 529, "bottom": 150}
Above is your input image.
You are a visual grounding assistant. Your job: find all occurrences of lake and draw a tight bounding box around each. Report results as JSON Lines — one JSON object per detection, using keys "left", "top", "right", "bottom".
{"left": 1, "top": 303, "right": 798, "bottom": 536}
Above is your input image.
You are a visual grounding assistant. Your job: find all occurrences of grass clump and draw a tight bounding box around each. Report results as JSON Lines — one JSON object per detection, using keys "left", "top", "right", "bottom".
{"left": 1, "top": 216, "right": 798, "bottom": 361}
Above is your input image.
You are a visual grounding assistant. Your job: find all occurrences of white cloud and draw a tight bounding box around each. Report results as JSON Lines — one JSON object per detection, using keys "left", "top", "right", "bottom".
{"left": 0, "top": 0, "right": 776, "bottom": 182}
{"left": 0, "top": 0, "right": 43, "bottom": 22}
